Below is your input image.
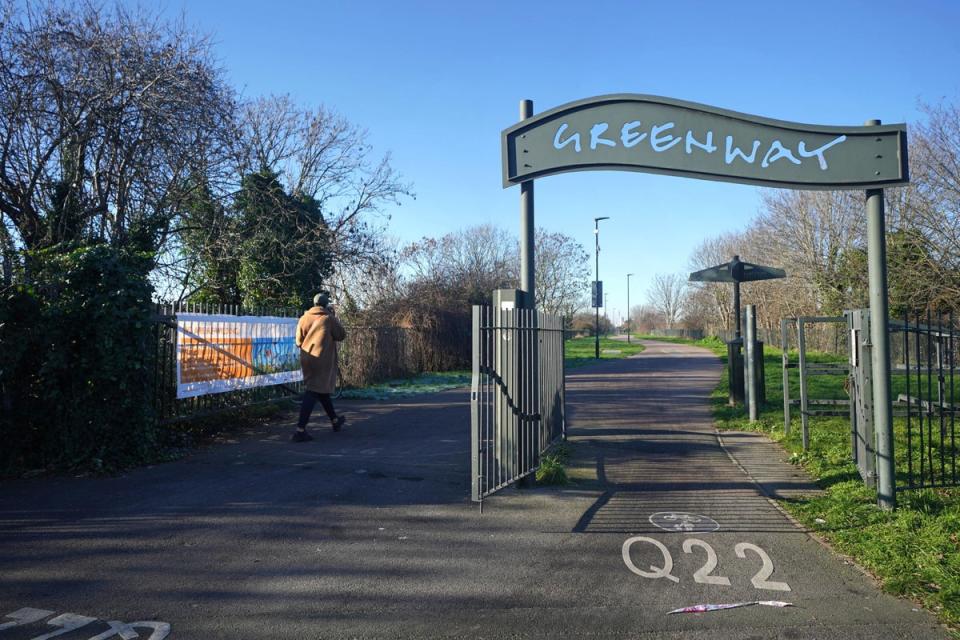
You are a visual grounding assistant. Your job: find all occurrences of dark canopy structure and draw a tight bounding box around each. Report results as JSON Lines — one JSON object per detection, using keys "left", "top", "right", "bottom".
{"left": 689, "top": 255, "right": 786, "bottom": 339}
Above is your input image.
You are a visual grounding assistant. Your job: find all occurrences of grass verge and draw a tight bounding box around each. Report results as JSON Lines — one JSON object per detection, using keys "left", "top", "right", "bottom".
{"left": 340, "top": 371, "right": 470, "bottom": 400}
{"left": 702, "top": 341, "right": 960, "bottom": 631}
{"left": 634, "top": 334, "right": 728, "bottom": 351}
{"left": 565, "top": 336, "right": 645, "bottom": 368}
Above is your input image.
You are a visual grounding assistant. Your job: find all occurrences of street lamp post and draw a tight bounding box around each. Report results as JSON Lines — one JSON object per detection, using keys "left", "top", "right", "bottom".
{"left": 594, "top": 216, "right": 609, "bottom": 359}
{"left": 626, "top": 273, "right": 634, "bottom": 343}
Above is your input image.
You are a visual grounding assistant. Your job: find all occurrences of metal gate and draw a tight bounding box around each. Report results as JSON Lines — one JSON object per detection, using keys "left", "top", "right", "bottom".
{"left": 470, "top": 305, "right": 565, "bottom": 503}
{"left": 781, "top": 316, "right": 849, "bottom": 450}
{"left": 847, "top": 309, "right": 960, "bottom": 492}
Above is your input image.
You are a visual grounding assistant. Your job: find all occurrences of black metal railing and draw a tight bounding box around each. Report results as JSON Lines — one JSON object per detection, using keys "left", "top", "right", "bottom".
{"left": 894, "top": 311, "right": 959, "bottom": 491}
{"left": 152, "top": 303, "right": 471, "bottom": 424}
{"left": 151, "top": 303, "right": 305, "bottom": 424}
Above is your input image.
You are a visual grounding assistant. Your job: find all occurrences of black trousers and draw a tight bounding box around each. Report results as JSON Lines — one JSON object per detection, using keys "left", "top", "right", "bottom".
{"left": 297, "top": 390, "right": 337, "bottom": 429}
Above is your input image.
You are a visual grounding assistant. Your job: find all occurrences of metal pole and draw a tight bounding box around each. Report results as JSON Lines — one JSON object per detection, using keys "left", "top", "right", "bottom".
{"left": 734, "top": 280, "right": 742, "bottom": 341}
{"left": 471, "top": 306, "right": 481, "bottom": 502}
{"left": 782, "top": 317, "right": 791, "bottom": 434}
{"left": 746, "top": 305, "right": 758, "bottom": 422}
{"left": 519, "top": 100, "right": 535, "bottom": 308}
{"left": 595, "top": 220, "right": 600, "bottom": 359}
{"left": 798, "top": 318, "right": 810, "bottom": 450}
{"left": 593, "top": 216, "right": 608, "bottom": 358}
{"left": 627, "top": 273, "right": 633, "bottom": 343}
{"left": 866, "top": 119, "right": 896, "bottom": 510}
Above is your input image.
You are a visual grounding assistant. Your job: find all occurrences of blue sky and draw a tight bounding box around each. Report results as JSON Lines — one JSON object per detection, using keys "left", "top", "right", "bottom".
{"left": 164, "top": 0, "right": 958, "bottom": 322}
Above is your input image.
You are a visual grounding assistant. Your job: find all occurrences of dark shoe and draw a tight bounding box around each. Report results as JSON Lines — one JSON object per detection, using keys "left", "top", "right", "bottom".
{"left": 291, "top": 430, "right": 314, "bottom": 442}
{"left": 331, "top": 415, "right": 345, "bottom": 432}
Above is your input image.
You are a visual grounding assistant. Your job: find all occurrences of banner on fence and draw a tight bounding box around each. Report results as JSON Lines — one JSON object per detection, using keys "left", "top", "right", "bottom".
{"left": 175, "top": 313, "right": 301, "bottom": 399}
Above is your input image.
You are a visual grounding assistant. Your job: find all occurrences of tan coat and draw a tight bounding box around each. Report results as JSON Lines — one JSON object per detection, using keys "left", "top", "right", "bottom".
{"left": 295, "top": 306, "right": 346, "bottom": 394}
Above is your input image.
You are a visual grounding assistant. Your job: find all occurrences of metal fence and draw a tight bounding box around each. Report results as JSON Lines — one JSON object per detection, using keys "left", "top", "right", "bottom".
{"left": 781, "top": 316, "right": 850, "bottom": 450}
{"left": 846, "top": 309, "right": 960, "bottom": 493}
{"left": 471, "top": 306, "right": 566, "bottom": 504}
{"left": 152, "top": 303, "right": 305, "bottom": 424}
{"left": 152, "top": 303, "right": 471, "bottom": 424}
{"left": 893, "top": 311, "right": 959, "bottom": 491}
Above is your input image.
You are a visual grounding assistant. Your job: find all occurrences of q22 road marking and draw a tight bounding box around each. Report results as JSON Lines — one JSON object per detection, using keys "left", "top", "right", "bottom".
{"left": 622, "top": 536, "right": 791, "bottom": 592}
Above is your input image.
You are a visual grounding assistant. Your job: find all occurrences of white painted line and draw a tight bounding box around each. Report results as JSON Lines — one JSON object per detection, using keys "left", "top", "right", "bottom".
{"left": 30, "top": 613, "right": 97, "bottom": 639}
{"left": 0, "top": 608, "right": 54, "bottom": 631}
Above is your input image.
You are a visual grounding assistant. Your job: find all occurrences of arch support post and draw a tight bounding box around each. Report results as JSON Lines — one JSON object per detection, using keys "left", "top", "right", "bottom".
{"left": 866, "top": 118, "right": 896, "bottom": 510}
{"left": 519, "top": 99, "right": 535, "bottom": 309}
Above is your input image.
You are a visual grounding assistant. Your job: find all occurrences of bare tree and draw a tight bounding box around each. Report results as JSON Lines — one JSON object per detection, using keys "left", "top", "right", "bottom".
{"left": 401, "top": 224, "right": 516, "bottom": 307}
{"left": 164, "top": 92, "right": 412, "bottom": 304}
{"left": 899, "top": 99, "right": 960, "bottom": 308}
{"left": 534, "top": 228, "right": 590, "bottom": 317}
{"left": 681, "top": 99, "right": 960, "bottom": 336}
{"left": 753, "top": 189, "right": 863, "bottom": 314}
{"left": 399, "top": 224, "right": 590, "bottom": 316}
{"left": 328, "top": 233, "right": 403, "bottom": 313}
{"left": 687, "top": 232, "right": 744, "bottom": 334}
{"left": 630, "top": 304, "right": 664, "bottom": 333}
{"left": 646, "top": 273, "right": 687, "bottom": 329}
{"left": 0, "top": 1, "right": 234, "bottom": 266}
{"left": 232, "top": 95, "right": 412, "bottom": 278}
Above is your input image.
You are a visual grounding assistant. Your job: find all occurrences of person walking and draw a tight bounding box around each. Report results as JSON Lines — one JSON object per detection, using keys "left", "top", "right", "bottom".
{"left": 292, "top": 291, "right": 346, "bottom": 442}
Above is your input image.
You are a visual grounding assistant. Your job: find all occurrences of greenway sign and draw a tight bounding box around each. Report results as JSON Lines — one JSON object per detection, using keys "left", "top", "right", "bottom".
{"left": 497, "top": 93, "right": 909, "bottom": 509}
{"left": 501, "top": 94, "right": 908, "bottom": 190}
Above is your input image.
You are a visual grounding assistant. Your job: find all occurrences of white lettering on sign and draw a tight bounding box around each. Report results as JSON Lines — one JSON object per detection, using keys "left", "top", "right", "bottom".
{"left": 798, "top": 136, "right": 847, "bottom": 169}
{"left": 650, "top": 122, "right": 682, "bottom": 152}
{"left": 621, "top": 537, "right": 791, "bottom": 591}
{"left": 725, "top": 136, "right": 762, "bottom": 164}
{"left": 589, "top": 122, "right": 615, "bottom": 149}
{"left": 620, "top": 121, "right": 646, "bottom": 148}
{"left": 761, "top": 140, "right": 801, "bottom": 168}
{"left": 553, "top": 123, "right": 581, "bottom": 152}
{"left": 552, "top": 120, "right": 847, "bottom": 171}
{"left": 685, "top": 129, "right": 717, "bottom": 155}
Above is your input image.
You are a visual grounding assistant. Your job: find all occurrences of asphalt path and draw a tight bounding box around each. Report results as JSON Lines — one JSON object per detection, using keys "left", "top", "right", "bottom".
{"left": 0, "top": 340, "right": 949, "bottom": 638}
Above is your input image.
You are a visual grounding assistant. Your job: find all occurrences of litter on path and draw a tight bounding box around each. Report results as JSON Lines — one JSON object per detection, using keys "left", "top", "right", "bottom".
{"left": 668, "top": 601, "right": 794, "bottom": 615}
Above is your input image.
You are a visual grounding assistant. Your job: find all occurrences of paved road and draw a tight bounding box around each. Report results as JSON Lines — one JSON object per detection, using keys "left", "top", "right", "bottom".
{"left": 0, "top": 340, "right": 949, "bottom": 638}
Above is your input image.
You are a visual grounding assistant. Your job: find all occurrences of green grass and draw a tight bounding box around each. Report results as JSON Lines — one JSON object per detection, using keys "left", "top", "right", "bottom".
{"left": 565, "top": 336, "right": 645, "bottom": 368}
{"left": 634, "top": 333, "right": 728, "bottom": 350}
{"left": 710, "top": 343, "right": 960, "bottom": 630}
{"left": 536, "top": 441, "right": 571, "bottom": 485}
{"left": 340, "top": 370, "right": 470, "bottom": 400}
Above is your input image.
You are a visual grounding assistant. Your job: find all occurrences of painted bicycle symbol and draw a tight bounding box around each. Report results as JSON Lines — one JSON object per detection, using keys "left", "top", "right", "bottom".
{"left": 649, "top": 511, "right": 720, "bottom": 533}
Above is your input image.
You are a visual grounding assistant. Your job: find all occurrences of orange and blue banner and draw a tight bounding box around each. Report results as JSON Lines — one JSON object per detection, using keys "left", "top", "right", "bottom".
{"left": 175, "top": 313, "right": 301, "bottom": 399}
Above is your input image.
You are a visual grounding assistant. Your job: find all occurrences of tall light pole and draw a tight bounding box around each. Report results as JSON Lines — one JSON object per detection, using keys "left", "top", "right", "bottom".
{"left": 594, "top": 216, "right": 609, "bottom": 359}
{"left": 626, "top": 273, "right": 634, "bottom": 343}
